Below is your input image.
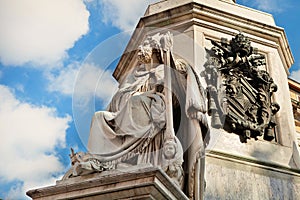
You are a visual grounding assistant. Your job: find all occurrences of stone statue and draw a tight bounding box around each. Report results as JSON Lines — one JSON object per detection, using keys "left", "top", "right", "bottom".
{"left": 161, "top": 138, "right": 184, "bottom": 188}
{"left": 65, "top": 32, "right": 209, "bottom": 199}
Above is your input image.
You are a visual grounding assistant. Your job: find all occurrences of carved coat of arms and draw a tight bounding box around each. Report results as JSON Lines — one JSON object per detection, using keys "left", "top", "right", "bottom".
{"left": 203, "top": 33, "right": 280, "bottom": 142}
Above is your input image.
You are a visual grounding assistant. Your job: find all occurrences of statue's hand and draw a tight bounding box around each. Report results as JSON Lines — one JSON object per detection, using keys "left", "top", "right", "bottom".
{"left": 187, "top": 106, "right": 201, "bottom": 119}
{"left": 187, "top": 107, "right": 207, "bottom": 126}
{"left": 187, "top": 99, "right": 206, "bottom": 116}
{"left": 70, "top": 148, "right": 82, "bottom": 166}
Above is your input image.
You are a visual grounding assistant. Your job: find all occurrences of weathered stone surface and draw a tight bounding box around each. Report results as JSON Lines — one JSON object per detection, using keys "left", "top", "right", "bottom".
{"left": 26, "top": 165, "right": 188, "bottom": 200}
{"left": 145, "top": 0, "right": 274, "bottom": 26}
{"left": 205, "top": 154, "right": 300, "bottom": 200}
{"left": 206, "top": 129, "right": 298, "bottom": 168}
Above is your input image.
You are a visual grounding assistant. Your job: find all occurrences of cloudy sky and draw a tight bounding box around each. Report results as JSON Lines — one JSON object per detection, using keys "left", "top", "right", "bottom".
{"left": 0, "top": 0, "right": 299, "bottom": 199}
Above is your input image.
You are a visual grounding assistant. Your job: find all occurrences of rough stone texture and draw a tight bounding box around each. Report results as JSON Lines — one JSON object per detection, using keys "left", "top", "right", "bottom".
{"left": 205, "top": 154, "right": 300, "bottom": 200}
{"left": 27, "top": 165, "right": 188, "bottom": 200}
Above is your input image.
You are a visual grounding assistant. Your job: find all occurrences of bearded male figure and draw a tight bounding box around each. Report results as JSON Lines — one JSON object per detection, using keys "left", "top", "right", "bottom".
{"left": 69, "top": 32, "right": 209, "bottom": 200}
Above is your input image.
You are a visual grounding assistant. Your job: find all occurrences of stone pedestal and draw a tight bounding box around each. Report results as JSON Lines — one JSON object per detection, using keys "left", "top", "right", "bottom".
{"left": 26, "top": 166, "right": 188, "bottom": 200}
{"left": 112, "top": 0, "right": 300, "bottom": 199}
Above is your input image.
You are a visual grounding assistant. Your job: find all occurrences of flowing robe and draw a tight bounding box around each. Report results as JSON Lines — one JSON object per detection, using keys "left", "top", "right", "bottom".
{"left": 87, "top": 65, "right": 166, "bottom": 166}
{"left": 171, "top": 60, "right": 209, "bottom": 199}
{"left": 87, "top": 59, "right": 209, "bottom": 199}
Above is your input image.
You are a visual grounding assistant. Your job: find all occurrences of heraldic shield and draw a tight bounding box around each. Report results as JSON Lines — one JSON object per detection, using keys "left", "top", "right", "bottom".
{"left": 203, "top": 33, "right": 280, "bottom": 143}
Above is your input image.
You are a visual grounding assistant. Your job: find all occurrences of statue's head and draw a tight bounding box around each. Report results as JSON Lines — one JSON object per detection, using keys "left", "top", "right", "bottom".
{"left": 137, "top": 36, "right": 154, "bottom": 64}
{"left": 137, "top": 32, "right": 173, "bottom": 64}
{"left": 163, "top": 139, "right": 177, "bottom": 159}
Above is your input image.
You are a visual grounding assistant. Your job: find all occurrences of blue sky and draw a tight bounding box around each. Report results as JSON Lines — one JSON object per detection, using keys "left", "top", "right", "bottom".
{"left": 0, "top": 0, "right": 299, "bottom": 199}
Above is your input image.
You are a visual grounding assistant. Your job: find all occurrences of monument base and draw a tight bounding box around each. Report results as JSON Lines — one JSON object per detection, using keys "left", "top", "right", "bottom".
{"left": 26, "top": 165, "right": 188, "bottom": 200}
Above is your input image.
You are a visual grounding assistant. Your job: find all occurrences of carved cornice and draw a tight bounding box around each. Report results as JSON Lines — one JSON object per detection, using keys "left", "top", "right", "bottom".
{"left": 289, "top": 78, "right": 300, "bottom": 92}
{"left": 27, "top": 167, "right": 188, "bottom": 199}
{"left": 114, "top": 1, "right": 293, "bottom": 81}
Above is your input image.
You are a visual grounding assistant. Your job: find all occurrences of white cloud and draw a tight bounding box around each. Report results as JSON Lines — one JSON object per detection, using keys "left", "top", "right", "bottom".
{"left": 241, "top": 0, "right": 286, "bottom": 12}
{"left": 47, "top": 62, "right": 118, "bottom": 105}
{"left": 0, "top": 0, "right": 89, "bottom": 67}
{"left": 290, "top": 70, "right": 300, "bottom": 83}
{"left": 47, "top": 63, "right": 80, "bottom": 96}
{"left": 100, "top": 0, "right": 157, "bottom": 31}
{"left": 0, "top": 85, "right": 71, "bottom": 199}
{"left": 74, "top": 62, "right": 118, "bottom": 106}
{"left": 15, "top": 83, "right": 25, "bottom": 93}
{"left": 50, "top": 62, "right": 118, "bottom": 148}
{"left": 46, "top": 61, "right": 118, "bottom": 147}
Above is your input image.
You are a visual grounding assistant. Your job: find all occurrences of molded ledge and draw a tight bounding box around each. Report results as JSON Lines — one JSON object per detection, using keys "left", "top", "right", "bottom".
{"left": 26, "top": 165, "right": 188, "bottom": 200}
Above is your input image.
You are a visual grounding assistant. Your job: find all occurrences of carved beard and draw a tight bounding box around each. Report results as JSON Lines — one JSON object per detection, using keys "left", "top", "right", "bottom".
{"left": 138, "top": 46, "right": 153, "bottom": 64}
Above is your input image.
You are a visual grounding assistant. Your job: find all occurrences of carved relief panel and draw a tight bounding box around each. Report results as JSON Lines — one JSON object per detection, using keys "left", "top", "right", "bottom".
{"left": 203, "top": 33, "right": 280, "bottom": 143}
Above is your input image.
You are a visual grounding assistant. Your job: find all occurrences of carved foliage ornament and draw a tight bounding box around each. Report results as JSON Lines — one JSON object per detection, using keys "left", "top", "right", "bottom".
{"left": 203, "top": 33, "right": 280, "bottom": 142}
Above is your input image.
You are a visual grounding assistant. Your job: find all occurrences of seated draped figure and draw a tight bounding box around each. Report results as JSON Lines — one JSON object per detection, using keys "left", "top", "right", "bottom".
{"left": 68, "top": 32, "right": 209, "bottom": 198}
